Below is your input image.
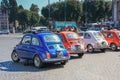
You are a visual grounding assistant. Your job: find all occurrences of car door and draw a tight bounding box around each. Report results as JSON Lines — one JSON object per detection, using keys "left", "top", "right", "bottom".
{"left": 28, "top": 36, "right": 41, "bottom": 59}
{"left": 83, "top": 33, "right": 92, "bottom": 46}
{"left": 18, "top": 35, "right": 32, "bottom": 59}
{"left": 107, "top": 32, "right": 114, "bottom": 46}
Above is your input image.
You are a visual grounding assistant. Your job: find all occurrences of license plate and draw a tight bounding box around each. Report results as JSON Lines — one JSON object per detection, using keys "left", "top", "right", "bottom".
{"left": 57, "top": 51, "right": 63, "bottom": 57}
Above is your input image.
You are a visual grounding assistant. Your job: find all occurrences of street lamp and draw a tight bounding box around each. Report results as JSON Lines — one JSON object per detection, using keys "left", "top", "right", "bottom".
{"left": 48, "top": 0, "right": 50, "bottom": 20}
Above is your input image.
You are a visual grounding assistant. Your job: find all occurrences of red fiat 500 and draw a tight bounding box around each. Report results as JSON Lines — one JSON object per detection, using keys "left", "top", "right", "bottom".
{"left": 102, "top": 30, "right": 120, "bottom": 51}
{"left": 56, "top": 31, "right": 86, "bottom": 57}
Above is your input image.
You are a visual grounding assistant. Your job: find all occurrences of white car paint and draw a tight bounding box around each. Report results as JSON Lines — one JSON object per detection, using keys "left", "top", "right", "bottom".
{"left": 78, "top": 30, "right": 108, "bottom": 50}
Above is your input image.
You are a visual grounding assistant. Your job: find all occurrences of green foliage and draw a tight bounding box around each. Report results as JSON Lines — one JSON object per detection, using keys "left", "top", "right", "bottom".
{"left": 29, "top": 12, "right": 40, "bottom": 26}
{"left": 18, "top": 5, "right": 24, "bottom": 10}
{"left": 17, "top": 9, "right": 31, "bottom": 26}
{"left": 17, "top": 4, "right": 40, "bottom": 30}
{"left": 30, "top": 4, "right": 39, "bottom": 14}
{"left": 41, "top": 0, "right": 83, "bottom": 22}
{"left": 42, "top": 0, "right": 112, "bottom": 23}
{"left": 39, "top": 16, "right": 47, "bottom": 26}
{"left": 82, "top": 0, "right": 112, "bottom": 23}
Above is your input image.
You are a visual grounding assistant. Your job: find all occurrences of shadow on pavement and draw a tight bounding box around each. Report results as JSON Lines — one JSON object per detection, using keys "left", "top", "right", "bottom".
{"left": 85, "top": 50, "right": 107, "bottom": 54}
{"left": 69, "top": 54, "right": 83, "bottom": 60}
{"left": 0, "top": 61, "right": 64, "bottom": 72}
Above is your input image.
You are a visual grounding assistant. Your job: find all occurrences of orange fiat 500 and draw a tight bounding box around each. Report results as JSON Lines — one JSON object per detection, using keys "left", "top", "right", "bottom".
{"left": 56, "top": 31, "right": 86, "bottom": 57}
{"left": 102, "top": 30, "right": 120, "bottom": 51}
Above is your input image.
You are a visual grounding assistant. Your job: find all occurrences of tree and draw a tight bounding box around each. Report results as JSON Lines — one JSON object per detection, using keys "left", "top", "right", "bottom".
{"left": 104, "top": 1, "right": 112, "bottom": 20}
{"left": 17, "top": 9, "right": 31, "bottom": 30}
{"left": 29, "top": 4, "right": 40, "bottom": 28}
{"left": 18, "top": 5, "right": 24, "bottom": 10}
{"left": 29, "top": 12, "right": 40, "bottom": 27}
{"left": 82, "top": 0, "right": 112, "bottom": 23}
{"left": 39, "top": 16, "right": 47, "bottom": 26}
{"left": 30, "top": 4, "right": 39, "bottom": 13}
{"left": 41, "top": 0, "right": 83, "bottom": 22}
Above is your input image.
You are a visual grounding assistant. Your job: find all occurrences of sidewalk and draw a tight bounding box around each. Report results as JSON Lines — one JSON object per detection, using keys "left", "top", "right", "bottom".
{"left": 0, "top": 33, "right": 23, "bottom": 38}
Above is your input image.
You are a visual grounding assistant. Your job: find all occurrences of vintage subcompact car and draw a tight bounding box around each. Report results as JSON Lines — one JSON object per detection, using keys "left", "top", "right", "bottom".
{"left": 102, "top": 30, "right": 120, "bottom": 51}
{"left": 78, "top": 31, "right": 108, "bottom": 53}
{"left": 11, "top": 32, "right": 69, "bottom": 68}
{"left": 56, "top": 31, "right": 86, "bottom": 57}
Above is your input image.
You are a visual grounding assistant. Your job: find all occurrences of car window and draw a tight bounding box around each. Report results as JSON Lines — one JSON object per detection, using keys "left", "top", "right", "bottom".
{"left": 57, "top": 34, "right": 63, "bottom": 41}
{"left": 116, "top": 32, "right": 120, "bottom": 38}
{"left": 84, "top": 33, "right": 91, "bottom": 39}
{"left": 44, "top": 35, "right": 61, "bottom": 42}
{"left": 102, "top": 32, "right": 107, "bottom": 37}
{"left": 78, "top": 33, "right": 84, "bottom": 39}
{"left": 66, "top": 33, "right": 78, "bottom": 38}
{"left": 108, "top": 32, "right": 114, "bottom": 38}
{"left": 93, "top": 32, "right": 104, "bottom": 39}
{"left": 32, "top": 37, "right": 39, "bottom": 46}
{"left": 22, "top": 36, "right": 31, "bottom": 44}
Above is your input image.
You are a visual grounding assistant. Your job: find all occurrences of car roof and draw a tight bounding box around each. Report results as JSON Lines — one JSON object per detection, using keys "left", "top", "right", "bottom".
{"left": 103, "top": 30, "right": 120, "bottom": 33}
{"left": 59, "top": 31, "right": 76, "bottom": 34}
{"left": 25, "top": 32, "right": 54, "bottom": 37}
{"left": 78, "top": 30, "right": 100, "bottom": 33}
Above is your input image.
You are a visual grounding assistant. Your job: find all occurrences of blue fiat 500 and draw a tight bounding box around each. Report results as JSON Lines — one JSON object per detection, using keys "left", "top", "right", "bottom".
{"left": 11, "top": 32, "right": 69, "bottom": 68}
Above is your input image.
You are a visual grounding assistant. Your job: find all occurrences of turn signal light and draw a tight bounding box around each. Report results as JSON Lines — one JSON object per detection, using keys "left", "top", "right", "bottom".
{"left": 67, "top": 51, "right": 70, "bottom": 59}
{"left": 46, "top": 53, "right": 50, "bottom": 59}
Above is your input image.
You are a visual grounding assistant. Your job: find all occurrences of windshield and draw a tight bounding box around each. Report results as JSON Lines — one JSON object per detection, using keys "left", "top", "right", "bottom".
{"left": 116, "top": 32, "right": 120, "bottom": 38}
{"left": 44, "top": 35, "right": 61, "bottom": 42}
{"left": 93, "top": 32, "right": 104, "bottom": 40}
{"left": 66, "top": 33, "right": 79, "bottom": 39}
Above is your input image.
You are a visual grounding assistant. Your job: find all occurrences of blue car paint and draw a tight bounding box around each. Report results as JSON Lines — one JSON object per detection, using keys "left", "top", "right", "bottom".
{"left": 13, "top": 32, "right": 69, "bottom": 63}
{"left": 37, "top": 33, "right": 68, "bottom": 59}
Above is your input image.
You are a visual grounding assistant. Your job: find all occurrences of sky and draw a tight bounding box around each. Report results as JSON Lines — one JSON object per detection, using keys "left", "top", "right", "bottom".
{"left": 0, "top": 0, "right": 62, "bottom": 15}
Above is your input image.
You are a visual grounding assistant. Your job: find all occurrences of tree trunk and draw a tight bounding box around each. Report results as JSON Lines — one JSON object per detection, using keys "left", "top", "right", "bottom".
{"left": 12, "top": 20, "right": 16, "bottom": 34}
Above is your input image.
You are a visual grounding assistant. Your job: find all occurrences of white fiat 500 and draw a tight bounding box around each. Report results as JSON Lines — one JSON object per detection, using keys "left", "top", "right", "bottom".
{"left": 78, "top": 30, "right": 108, "bottom": 53}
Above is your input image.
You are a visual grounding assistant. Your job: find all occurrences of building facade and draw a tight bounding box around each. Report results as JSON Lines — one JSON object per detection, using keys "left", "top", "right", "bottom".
{"left": 0, "top": 7, "right": 9, "bottom": 31}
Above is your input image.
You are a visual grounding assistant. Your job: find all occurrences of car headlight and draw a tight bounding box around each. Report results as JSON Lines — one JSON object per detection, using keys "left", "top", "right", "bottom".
{"left": 80, "top": 44, "right": 84, "bottom": 49}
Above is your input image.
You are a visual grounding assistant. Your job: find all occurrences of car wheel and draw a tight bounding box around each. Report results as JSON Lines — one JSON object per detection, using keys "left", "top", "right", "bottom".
{"left": 87, "top": 45, "right": 94, "bottom": 53}
{"left": 11, "top": 51, "right": 20, "bottom": 62}
{"left": 78, "top": 53, "right": 84, "bottom": 58}
{"left": 100, "top": 49, "right": 106, "bottom": 52}
{"left": 61, "top": 61, "right": 66, "bottom": 65}
{"left": 110, "top": 43, "right": 117, "bottom": 51}
{"left": 34, "top": 55, "right": 43, "bottom": 68}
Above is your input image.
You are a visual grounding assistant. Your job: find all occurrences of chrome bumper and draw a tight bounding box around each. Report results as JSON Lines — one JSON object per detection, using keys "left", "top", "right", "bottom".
{"left": 43, "top": 57, "right": 69, "bottom": 63}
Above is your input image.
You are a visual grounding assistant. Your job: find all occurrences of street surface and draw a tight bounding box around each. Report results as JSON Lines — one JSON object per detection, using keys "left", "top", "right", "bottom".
{"left": 0, "top": 33, "right": 120, "bottom": 80}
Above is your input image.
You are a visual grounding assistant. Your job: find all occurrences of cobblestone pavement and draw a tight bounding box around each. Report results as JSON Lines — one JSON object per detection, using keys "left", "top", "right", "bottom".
{"left": 0, "top": 34, "right": 120, "bottom": 80}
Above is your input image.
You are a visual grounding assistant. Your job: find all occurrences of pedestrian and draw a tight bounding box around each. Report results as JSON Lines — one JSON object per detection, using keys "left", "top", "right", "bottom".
{"left": 64, "top": 26, "right": 69, "bottom": 31}
{"left": 74, "top": 27, "right": 78, "bottom": 33}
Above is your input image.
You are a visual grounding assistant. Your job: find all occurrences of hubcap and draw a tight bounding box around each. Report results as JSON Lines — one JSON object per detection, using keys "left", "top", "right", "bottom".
{"left": 111, "top": 44, "right": 116, "bottom": 50}
{"left": 88, "top": 46, "right": 93, "bottom": 52}
{"left": 34, "top": 56, "right": 40, "bottom": 67}
{"left": 12, "top": 52, "right": 18, "bottom": 61}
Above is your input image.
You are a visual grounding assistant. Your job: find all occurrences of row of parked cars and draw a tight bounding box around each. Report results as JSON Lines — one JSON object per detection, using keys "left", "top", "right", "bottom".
{"left": 11, "top": 29, "right": 120, "bottom": 68}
